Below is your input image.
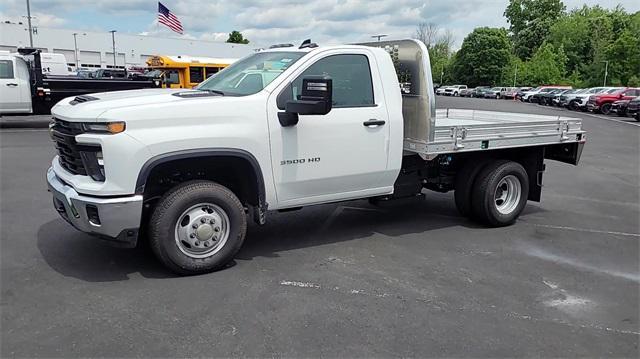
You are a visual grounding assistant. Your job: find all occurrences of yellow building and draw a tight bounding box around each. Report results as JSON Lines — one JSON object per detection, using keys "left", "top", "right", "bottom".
{"left": 146, "top": 55, "right": 237, "bottom": 88}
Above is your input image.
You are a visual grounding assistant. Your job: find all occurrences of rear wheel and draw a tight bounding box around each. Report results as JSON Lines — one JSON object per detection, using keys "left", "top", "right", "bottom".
{"left": 149, "top": 180, "right": 247, "bottom": 275}
{"left": 601, "top": 103, "right": 613, "bottom": 115}
{"left": 568, "top": 100, "right": 580, "bottom": 111}
{"left": 454, "top": 159, "right": 492, "bottom": 218}
{"left": 471, "top": 161, "right": 529, "bottom": 227}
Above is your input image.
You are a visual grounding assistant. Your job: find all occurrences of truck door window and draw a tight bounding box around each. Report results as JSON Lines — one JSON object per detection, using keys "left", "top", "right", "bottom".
{"left": 0, "top": 60, "right": 14, "bottom": 78}
{"left": 190, "top": 67, "right": 204, "bottom": 83}
{"left": 281, "top": 54, "right": 375, "bottom": 108}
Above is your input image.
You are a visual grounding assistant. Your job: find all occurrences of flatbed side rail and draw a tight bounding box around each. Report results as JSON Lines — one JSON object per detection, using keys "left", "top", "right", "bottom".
{"left": 404, "top": 109, "right": 585, "bottom": 157}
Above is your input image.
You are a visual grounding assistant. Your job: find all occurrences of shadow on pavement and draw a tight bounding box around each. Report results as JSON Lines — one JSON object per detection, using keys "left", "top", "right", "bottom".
{"left": 37, "top": 219, "right": 176, "bottom": 282}
{"left": 37, "top": 194, "right": 546, "bottom": 282}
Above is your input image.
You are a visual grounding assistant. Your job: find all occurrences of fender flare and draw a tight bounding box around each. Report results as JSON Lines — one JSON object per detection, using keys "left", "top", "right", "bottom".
{"left": 135, "top": 148, "right": 266, "bottom": 209}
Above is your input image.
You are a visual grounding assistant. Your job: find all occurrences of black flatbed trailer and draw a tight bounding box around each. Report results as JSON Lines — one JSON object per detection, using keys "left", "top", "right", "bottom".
{"left": 17, "top": 48, "right": 162, "bottom": 114}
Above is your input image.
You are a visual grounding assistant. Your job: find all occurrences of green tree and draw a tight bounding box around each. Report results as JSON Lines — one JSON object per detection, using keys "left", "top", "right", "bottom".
{"left": 547, "top": 6, "right": 638, "bottom": 86}
{"left": 605, "top": 29, "right": 640, "bottom": 86}
{"left": 521, "top": 42, "right": 568, "bottom": 85}
{"left": 226, "top": 30, "right": 250, "bottom": 44}
{"left": 504, "top": 0, "right": 566, "bottom": 59}
{"left": 450, "top": 27, "right": 512, "bottom": 87}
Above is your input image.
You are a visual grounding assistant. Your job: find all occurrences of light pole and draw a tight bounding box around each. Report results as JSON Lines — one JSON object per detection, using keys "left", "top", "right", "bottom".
{"left": 513, "top": 63, "right": 518, "bottom": 87}
{"left": 25, "top": 0, "right": 33, "bottom": 47}
{"left": 371, "top": 34, "right": 388, "bottom": 42}
{"left": 72, "top": 32, "right": 85, "bottom": 68}
{"left": 601, "top": 60, "right": 609, "bottom": 86}
{"left": 109, "top": 30, "right": 117, "bottom": 68}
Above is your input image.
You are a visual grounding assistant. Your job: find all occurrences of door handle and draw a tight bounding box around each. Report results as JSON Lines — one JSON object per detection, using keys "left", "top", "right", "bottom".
{"left": 363, "top": 119, "right": 385, "bottom": 127}
{"left": 6, "top": 83, "right": 18, "bottom": 87}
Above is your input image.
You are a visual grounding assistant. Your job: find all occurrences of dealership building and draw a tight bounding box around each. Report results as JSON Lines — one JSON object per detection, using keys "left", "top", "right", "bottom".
{"left": 0, "top": 21, "right": 254, "bottom": 69}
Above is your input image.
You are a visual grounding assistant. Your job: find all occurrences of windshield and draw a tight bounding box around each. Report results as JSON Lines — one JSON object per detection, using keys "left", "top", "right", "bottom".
{"left": 490, "top": 87, "right": 501, "bottom": 91}
{"left": 197, "top": 51, "right": 305, "bottom": 96}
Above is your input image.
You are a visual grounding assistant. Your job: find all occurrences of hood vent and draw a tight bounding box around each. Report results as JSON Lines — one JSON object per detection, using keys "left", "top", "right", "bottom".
{"left": 172, "top": 91, "right": 222, "bottom": 98}
{"left": 70, "top": 95, "right": 99, "bottom": 105}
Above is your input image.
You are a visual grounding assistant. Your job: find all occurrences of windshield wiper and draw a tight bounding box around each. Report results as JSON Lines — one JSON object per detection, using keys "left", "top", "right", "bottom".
{"left": 202, "top": 89, "right": 225, "bottom": 96}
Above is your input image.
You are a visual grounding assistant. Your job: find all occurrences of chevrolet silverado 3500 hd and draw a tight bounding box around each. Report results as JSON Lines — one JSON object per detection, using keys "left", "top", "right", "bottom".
{"left": 47, "top": 39, "right": 585, "bottom": 275}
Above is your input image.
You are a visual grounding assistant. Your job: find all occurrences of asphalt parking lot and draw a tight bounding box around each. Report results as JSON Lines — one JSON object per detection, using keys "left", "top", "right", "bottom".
{"left": 1, "top": 97, "right": 638, "bottom": 357}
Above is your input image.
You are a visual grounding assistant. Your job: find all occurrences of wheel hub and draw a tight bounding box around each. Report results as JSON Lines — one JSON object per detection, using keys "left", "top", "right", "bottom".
{"left": 494, "top": 175, "right": 522, "bottom": 215}
{"left": 195, "top": 224, "right": 214, "bottom": 240}
{"left": 174, "top": 203, "right": 230, "bottom": 258}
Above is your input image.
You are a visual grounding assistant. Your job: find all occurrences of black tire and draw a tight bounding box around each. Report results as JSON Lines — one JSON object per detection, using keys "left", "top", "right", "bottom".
{"left": 471, "top": 161, "right": 529, "bottom": 227}
{"left": 149, "top": 180, "right": 247, "bottom": 275}
{"left": 635, "top": 113, "right": 640, "bottom": 121}
{"left": 454, "top": 158, "right": 492, "bottom": 218}
{"left": 600, "top": 103, "right": 612, "bottom": 115}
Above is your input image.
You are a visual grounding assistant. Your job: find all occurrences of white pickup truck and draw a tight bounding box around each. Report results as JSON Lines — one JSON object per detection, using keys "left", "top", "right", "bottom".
{"left": 47, "top": 39, "right": 586, "bottom": 275}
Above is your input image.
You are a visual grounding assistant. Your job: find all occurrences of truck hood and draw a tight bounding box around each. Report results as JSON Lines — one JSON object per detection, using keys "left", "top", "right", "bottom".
{"left": 51, "top": 88, "right": 222, "bottom": 121}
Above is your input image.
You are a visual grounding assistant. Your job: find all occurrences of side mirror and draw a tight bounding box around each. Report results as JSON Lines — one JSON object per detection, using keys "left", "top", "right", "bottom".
{"left": 278, "top": 77, "right": 332, "bottom": 127}
{"left": 619, "top": 93, "right": 625, "bottom": 98}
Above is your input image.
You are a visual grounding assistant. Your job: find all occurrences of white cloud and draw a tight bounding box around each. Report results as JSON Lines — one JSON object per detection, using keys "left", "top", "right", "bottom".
{"left": 1, "top": 0, "right": 639, "bottom": 47}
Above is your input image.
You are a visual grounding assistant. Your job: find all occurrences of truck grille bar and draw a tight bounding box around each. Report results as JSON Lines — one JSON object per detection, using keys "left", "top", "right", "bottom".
{"left": 50, "top": 118, "right": 88, "bottom": 175}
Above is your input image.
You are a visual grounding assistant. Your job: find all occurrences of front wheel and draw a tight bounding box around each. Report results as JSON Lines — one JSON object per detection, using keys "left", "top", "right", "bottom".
{"left": 600, "top": 103, "right": 612, "bottom": 115}
{"left": 471, "top": 161, "right": 529, "bottom": 227}
{"left": 149, "top": 180, "right": 247, "bottom": 275}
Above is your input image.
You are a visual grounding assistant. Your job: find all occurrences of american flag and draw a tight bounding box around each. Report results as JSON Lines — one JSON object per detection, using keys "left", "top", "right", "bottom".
{"left": 158, "top": 2, "right": 183, "bottom": 34}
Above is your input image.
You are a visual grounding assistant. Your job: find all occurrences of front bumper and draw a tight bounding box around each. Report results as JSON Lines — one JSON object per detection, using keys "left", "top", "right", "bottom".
{"left": 586, "top": 102, "right": 599, "bottom": 111}
{"left": 47, "top": 167, "right": 143, "bottom": 247}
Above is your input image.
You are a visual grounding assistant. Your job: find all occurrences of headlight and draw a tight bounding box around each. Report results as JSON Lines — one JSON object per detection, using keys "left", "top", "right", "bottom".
{"left": 82, "top": 122, "right": 126, "bottom": 134}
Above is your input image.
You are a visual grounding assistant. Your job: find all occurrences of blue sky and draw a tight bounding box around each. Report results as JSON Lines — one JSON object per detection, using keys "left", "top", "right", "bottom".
{"left": 1, "top": 0, "right": 638, "bottom": 47}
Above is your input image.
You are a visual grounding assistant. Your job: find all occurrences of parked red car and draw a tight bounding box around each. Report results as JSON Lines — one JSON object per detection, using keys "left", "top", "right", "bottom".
{"left": 587, "top": 87, "right": 640, "bottom": 115}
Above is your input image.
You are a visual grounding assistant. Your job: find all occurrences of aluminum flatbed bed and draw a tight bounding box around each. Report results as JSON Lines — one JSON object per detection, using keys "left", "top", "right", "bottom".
{"left": 404, "top": 109, "right": 585, "bottom": 157}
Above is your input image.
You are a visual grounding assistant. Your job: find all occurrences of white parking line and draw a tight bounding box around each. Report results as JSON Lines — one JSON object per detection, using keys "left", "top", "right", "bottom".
{"left": 526, "top": 222, "right": 640, "bottom": 238}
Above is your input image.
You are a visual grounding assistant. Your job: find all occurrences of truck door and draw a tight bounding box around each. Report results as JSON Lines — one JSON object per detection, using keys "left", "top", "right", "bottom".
{"left": 0, "top": 58, "right": 32, "bottom": 114}
{"left": 267, "top": 50, "right": 395, "bottom": 206}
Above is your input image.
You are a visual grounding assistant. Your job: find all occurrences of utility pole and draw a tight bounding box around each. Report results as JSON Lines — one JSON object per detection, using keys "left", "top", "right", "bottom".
{"left": 513, "top": 63, "right": 518, "bottom": 87}
{"left": 371, "top": 34, "right": 388, "bottom": 42}
{"left": 602, "top": 60, "right": 609, "bottom": 86}
{"left": 25, "top": 0, "right": 33, "bottom": 47}
{"left": 109, "top": 30, "right": 117, "bottom": 67}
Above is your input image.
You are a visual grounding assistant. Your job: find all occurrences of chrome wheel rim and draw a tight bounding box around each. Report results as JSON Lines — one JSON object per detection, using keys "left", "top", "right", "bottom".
{"left": 174, "top": 203, "right": 230, "bottom": 259}
{"left": 494, "top": 175, "right": 521, "bottom": 215}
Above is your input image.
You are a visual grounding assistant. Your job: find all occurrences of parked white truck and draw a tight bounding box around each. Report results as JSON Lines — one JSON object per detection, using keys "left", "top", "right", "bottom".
{"left": 47, "top": 39, "right": 585, "bottom": 275}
